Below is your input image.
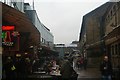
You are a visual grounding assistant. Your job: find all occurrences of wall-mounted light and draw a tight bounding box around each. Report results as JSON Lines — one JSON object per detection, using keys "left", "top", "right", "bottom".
{"left": 29, "top": 46, "right": 33, "bottom": 48}
{"left": 25, "top": 52, "right": 28, "bottom": 55}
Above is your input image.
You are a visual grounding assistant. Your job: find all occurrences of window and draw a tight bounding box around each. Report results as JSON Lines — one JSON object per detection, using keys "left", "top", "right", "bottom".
{"left": 118, "top": 43, "right": 120, "bottom": 55}
{"left": 110, "top": 10, "right": 113, "bottom": 18}
{"left": 107, "top": 14, "right": 110, "bottom": 22}
{"left": 111, "top": 45, "right": 114, "bottom": 55}
{"left": 113, "top": 5, "right": 116, "bottom": 14}
{"left": 117, "top": 2, "right": 120, "bottom": 9}
{"left": 115, "top": 44, "right": 118, "bottom": 55}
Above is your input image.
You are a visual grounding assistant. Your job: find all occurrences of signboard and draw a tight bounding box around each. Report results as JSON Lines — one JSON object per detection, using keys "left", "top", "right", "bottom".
{"left": 2, "top": 26, "right": 20, "bottom": 51}
{"left": 2, "top": 26, "right": 15, "bottom": 31}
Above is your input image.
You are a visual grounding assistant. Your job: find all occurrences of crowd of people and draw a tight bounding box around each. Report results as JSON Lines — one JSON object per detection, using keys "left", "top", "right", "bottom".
{"left": 2, "top": 55, "right": 83, "bottom": 80}
{"left": 2, "top": 56, "right": 32, "bottom": 80}
{"left": 2, "top": 54, "right": 115, "bottom": 80}
{"left": 43, "top": 59, "right": 60, "bottom": 75}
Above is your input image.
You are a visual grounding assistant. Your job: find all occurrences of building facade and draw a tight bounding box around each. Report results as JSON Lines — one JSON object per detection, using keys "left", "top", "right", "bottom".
{"left": 54, "top": 44, "right": 65, "bottom": 59}
{"left": 54, "top": 41, "right": 79, "bottom": 59}
{"left": 79, "top": 2, "right": 110, "bottom": 57}
{"left": 1, "top": 1, "right": 42, "bottom": 79}
{"left": 24, "top": 3, "right": 54, "bottom": 50}
{"left": 104, "top": 2, "right": 120, "bottom": 78}
{"left": 1, "top": 0, "right": 24, "bottom": 12}
{"left": 0, "top": 2, "right": 2, "bottom": 79}
{"left": 1, "top": 0, "right": 41, "bottom": 68}
{"left": 79, "top": 2, "right": 111, "bottom": 67}
{"left": 79, "top": 1, "right": 120, "bottom": 77}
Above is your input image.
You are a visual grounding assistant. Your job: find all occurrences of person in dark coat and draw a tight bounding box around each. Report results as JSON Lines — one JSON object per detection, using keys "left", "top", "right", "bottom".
{"left": 83, "top": 58, "right": 87, "bottom": 70}
{"left": 60, "top": 59, "right": 78, "bottom": 80}
{"left": 3, "top": 57, "right": 16, "bottom": 80}
{"left": 100, "top": 56, "right": 113, "bottom": 80}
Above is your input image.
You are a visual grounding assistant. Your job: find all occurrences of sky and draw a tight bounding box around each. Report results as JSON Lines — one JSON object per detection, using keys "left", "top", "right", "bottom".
{"left": 25, "top": 0, "right": 109, "bottom": 44}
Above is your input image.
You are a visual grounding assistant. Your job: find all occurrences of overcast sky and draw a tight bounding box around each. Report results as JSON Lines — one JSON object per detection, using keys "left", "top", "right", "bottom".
{"left": 25, "top": 0, "right": 109, "bottom": 44}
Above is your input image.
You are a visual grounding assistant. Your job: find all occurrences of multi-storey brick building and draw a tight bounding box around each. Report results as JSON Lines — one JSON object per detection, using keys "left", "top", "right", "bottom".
{"left": 104, "top": 2, "right": 120, "bottom": 78}
{"left": 79, "top": 1, "right": 120, "bottom": 78}
{"left": 79, "top": 3, "right": 110, "bottom": 66}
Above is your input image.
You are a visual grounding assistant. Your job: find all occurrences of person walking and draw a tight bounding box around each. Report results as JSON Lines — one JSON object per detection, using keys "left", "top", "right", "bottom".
{"left": 60, "top": 59, "right": 78, "bottom": 80}
{"left": 77, "top": 57, "right": 84, "bottom": 70}
{"left": 15, "top": 57, "right": 27, "bottom": 79}
{"left": 100, "top": 55, "right": 113, "bottom": 80}
{"left": 83, "top": 57, "right": 87, "bottom": 70}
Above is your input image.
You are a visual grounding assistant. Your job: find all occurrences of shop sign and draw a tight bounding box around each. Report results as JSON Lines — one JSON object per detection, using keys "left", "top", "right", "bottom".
{"left": 2, "top": 31, "right": 13, "bottom": 46}
{"left": 12, "top": 31, "right": 20, "bottom": 37}
{"left": 2, "top": 31, "right": 20, "bottom": 47}
{"left": 2, "top": 26, "right": 15, "bottom": 31}
{"left": 2, "top": 26, "right": 20, "bottom": 50}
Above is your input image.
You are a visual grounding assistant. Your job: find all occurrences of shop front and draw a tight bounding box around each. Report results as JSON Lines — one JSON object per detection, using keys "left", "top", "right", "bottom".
{"left": 104, "top": 25, "right": 120, "bottom": 79}
{"left": 2, "top": 2, "right": 40, "bottom": 64}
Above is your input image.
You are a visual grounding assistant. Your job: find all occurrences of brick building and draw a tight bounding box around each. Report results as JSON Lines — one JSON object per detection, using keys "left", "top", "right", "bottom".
{"left": 79, "top": 2, "right": 110, "bottom": 58}
{"left": 104, "top": 2, "right": 120, "bottom": 78}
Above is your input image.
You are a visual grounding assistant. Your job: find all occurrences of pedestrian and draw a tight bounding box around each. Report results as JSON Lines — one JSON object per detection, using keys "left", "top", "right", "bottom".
{"left": 15, "top": 57, "right": 22, "bottom": 79}
{"left": 60, "top": 59, "right": 78, "bottom": 80}
{"left": 100, "top": 55, "right": 113, "bottom": 80}
{"left": 83, "top": 57, "right": 87, "bottom": 70}
{"left": 77, "top": 57, "right": 83, "bottom": 70}
{"left": 3, "top": 57, "right": 16, "bottom": 80}
{"left": 15, "top": 57, "right": 27, "bottom": 79}
{"left": 25, "top": 58, "right": 32, "bottom": 75}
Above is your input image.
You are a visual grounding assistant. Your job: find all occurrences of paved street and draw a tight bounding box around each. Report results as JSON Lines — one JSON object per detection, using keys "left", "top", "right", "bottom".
{"left": 76, "top": 67, "right": 101, "bottom": 80}
{"left": 27, "top": 67, "right": 101, "bottom": 80}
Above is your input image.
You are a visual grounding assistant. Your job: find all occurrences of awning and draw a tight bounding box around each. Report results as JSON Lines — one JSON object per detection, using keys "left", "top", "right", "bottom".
{"left": 2, "top": 2, "right": 39, "bottom": 34}
{"left": 104, "top": 25, "right": 120, "bottom": 40}
{"left": 104, "top": 25, "right": 120, "bottom": 45}
{"left": 2, "top": 2, "right": 40, "bottom": 45}
{"left": 86, "top": 40, "right": 104, "bottom": 49}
